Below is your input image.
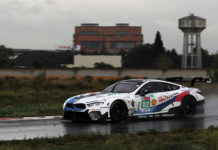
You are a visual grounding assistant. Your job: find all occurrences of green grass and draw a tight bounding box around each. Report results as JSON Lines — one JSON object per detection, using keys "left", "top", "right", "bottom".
{"left": 1, "top": 127, "right": 218, "bottom": 150}
{"left": 0, "top": 88, "right": 79, "bottom": 117}
{"left": 0, "top": 77, "right": 114, "bottom": 118}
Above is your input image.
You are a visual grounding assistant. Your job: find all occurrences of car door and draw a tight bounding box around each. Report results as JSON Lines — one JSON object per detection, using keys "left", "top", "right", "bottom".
{"left": 164, "top": 82, "right": 180, "bottom": 100}
{"left": 136, "top": 82, "right": 169, "bottom": 113}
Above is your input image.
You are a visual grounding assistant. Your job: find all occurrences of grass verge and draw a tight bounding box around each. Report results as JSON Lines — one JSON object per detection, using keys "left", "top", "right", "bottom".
{"left": 0, "top": 77, "right": 117, "bottom": 118}
{"left": 1, "top": 126, "right": 218, "bottom": 150}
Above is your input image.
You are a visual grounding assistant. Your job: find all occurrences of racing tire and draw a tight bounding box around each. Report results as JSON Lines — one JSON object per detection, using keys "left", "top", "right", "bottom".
{"left": 110, "top": 101, "right": 128, "bottom": 122}
{"left": 180, "top": 97, "right": 197, "bottom": 118}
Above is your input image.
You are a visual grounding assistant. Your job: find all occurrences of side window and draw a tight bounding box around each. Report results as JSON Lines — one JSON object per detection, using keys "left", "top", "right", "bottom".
{"left": 164, "top": 83, "right": 180, "bottom": 91}
{"left": 136, "top": 82, "right": 165, "bottom": 94}
{"left": 102, "top": 83, "right": 116, "bottom": 92}
{"left": 150, "top": 82, "right": 165, "bottom": 93}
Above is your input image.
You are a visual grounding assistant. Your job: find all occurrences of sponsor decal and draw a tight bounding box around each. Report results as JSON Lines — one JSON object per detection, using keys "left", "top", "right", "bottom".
{"left": 169, "top": 92, "right": 179, "bottom": 99}
{"left": 151, "top": 99, "right": 157, "bottom": 106}
{"left": 158, "top": 93, "right": 179, "bottom": 103}
{"left": 149, "top": 94, "right": 155, "bottom": 98}
{"left": 144, "top": 97, "right": 150, "bottom": 101}
{"left": 108, "top": 93, "right": 119, "bottom": 96}
{"left": 141, "top": 100, "right": 150, "bottom": 111}
{"left": 148, "top": 92, "right": 180, "bottom": 112}
{"left": 158, "top": 96, "right": 169, "bottom": 103}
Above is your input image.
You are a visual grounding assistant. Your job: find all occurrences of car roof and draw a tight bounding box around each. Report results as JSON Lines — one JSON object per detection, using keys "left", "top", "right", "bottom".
{"left": 121, "top": 79, "right": 179, "bottom": 85}
{"left": 121, "top": 79, "right": 146, "bottom": 83}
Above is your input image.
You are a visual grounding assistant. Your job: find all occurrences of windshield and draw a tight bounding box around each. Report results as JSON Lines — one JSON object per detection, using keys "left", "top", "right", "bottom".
{"left": 102, "top": 82, "right": 141, "bottom": 93}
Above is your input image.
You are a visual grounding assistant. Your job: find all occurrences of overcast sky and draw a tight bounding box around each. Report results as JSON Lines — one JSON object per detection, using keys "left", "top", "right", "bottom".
{"left": 0, "top": 0, "right": 218, "bottom": 54}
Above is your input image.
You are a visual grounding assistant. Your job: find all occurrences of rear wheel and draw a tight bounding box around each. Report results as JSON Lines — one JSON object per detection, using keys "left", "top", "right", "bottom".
{"left": 180, "top": 97, "right": 196, "bottom": 118}
{"left": 110, "top": 101, "right": 128, "bottom": 122}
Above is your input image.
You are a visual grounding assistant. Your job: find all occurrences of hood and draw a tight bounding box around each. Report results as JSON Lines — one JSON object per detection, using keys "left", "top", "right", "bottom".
{"left": 67, "top": 92, "right": 130, "bottom": 104}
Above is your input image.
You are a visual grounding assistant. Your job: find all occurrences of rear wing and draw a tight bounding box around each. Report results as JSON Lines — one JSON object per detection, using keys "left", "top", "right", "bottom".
{"left": 165, "top": 77, "right": 213, "bottom": 87}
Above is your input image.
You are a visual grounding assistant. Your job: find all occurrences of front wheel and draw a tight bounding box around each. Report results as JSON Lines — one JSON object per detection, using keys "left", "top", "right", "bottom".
{"left": 180, "top": 97, "right": 197, "bottom": 118}
{"left": 110, "top": 101, "right": 128, "bottom": 122}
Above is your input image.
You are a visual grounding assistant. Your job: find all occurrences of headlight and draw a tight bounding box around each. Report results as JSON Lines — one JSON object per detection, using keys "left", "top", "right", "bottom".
{"left": 87, "top": 102, "right": 104, "bottom": 107}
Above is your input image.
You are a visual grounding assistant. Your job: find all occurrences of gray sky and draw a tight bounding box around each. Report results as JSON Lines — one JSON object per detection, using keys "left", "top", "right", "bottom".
{"left": 0, "top": 0, "right": 218, "bottom": 54}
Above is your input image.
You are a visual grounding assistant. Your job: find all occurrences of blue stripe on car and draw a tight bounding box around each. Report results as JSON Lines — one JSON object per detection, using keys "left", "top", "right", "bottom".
{"left": 64, "top": 97, "right": 78, "bottom": 111}
{"left": 150, "top": 96, "right": 177, "bottom": 112}
{"left": 68, "top": 97, "right": 78, "bottom": 103}
{"left": 64, "top": 96, "right": 89, "bottom": 111}
{"left": 64, "top": 93, "right": 103, "bottom": 112}
{"left": 134, "top": 95, "right": 178, "bottom": 115}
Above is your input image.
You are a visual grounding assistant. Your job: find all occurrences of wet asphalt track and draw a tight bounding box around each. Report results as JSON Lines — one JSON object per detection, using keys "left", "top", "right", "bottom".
{"left": 0, "top": 94, "right": 218, "bottom": 141}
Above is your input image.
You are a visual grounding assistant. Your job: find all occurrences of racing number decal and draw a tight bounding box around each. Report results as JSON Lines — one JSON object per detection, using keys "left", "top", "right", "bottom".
{"left": 141, "top": 97, "right": 150, "bottom": 111}
{"left": 141, "top": 100, "right": 150, "bottom": 109}
{"left": 140, "top": 94, "right": 156, "bottom": 112}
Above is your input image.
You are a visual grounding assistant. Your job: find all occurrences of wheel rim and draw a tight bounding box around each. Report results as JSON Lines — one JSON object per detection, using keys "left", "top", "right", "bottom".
{"left": 110, "top": 101, "right": 127, "bottom": 121}
{"left": 183, "top": 100, "right": 196, "bottom": 117}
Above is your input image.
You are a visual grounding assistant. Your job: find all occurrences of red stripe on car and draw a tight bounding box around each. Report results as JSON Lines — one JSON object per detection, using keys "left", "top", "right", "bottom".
{"left": 175, "top": 91, "right": 190, "bottom": 102}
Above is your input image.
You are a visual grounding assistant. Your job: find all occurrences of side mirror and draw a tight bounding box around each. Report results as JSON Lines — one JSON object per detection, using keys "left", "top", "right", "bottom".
{"left": 140, "top": 89, "right": 150, "bottom": 96}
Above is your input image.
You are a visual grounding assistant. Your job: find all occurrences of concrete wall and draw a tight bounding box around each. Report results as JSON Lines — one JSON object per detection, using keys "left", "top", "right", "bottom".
{"left": 0, "top": 69, "right": 212, "bottom": 78}
{"left": 65, "top": 55, "right": 122, "bottom": 68}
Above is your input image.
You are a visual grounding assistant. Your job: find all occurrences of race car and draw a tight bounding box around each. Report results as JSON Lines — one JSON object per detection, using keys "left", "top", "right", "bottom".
{"left": 63, "top": 78, "right": 207, "bottom": 122}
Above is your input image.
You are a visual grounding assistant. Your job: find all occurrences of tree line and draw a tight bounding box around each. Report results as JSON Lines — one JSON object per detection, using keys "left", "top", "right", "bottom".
{"left": 123, "top": 31, "right": 215, "bottom": 69}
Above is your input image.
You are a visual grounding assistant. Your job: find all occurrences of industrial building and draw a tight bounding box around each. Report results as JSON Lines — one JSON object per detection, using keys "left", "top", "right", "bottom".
{"left": 73, "top": 23, "right": 143, "bottom": 54}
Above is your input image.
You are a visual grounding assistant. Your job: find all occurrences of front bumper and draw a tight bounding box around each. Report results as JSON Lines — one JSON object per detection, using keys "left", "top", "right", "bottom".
{"left": 63, "top": 110, "right": 91, "bottom": 121}
{"left": 63, "top": 110, "right": 108, "bottom": 121}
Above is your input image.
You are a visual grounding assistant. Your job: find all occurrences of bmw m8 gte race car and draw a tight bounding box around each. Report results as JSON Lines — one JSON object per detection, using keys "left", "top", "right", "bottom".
{"left": 63, "top": 77, "right": 211, "bottom": 122}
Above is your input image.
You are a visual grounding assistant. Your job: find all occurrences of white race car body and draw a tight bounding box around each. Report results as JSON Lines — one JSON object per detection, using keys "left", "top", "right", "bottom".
{"left": 63, "top": 79, "right": 205, "bottom": 121}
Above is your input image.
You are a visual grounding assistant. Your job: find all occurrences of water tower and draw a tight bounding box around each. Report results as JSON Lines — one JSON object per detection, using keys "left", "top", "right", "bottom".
{"left": 179, "top": 14, "right": 206, "bottom": 69}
